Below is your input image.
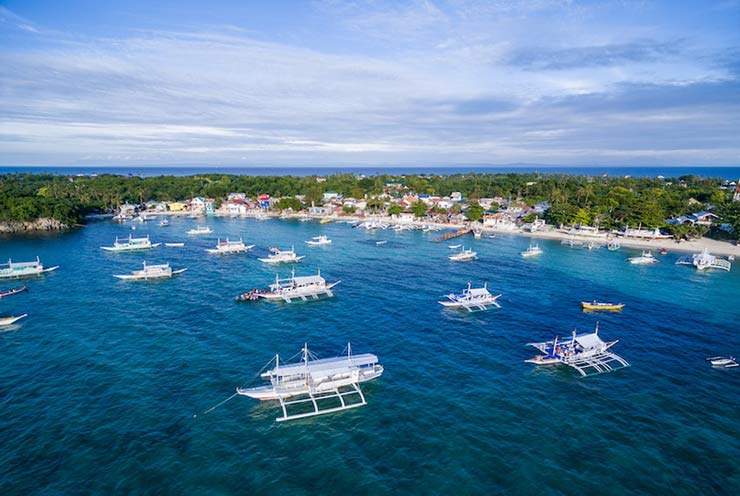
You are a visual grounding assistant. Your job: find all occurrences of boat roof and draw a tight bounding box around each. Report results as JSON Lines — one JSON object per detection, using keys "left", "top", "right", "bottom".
{"left": 292, "top": 275, "right": 324, "bottom": 285}
{"left": 574, "top": 332, "right": 605, "bottom": 348}
{"left": 271, "top": 353, "right": 378, "bottom": 378}
{"left": 466, "top": 287, "right": 490, "bottom": 296}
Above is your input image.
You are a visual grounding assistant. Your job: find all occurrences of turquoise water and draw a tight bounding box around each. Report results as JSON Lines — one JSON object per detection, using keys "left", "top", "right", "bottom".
{"left": 1, "top": 219, "right": 738, "bottom": 495}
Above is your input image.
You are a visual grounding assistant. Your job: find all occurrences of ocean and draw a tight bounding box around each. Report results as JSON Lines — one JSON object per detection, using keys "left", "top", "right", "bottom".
{"left": 1, "top": 165, "right": 740, "bottom": 180}
{"left": 1, "top": 218, "right": 738, "bottom": 494}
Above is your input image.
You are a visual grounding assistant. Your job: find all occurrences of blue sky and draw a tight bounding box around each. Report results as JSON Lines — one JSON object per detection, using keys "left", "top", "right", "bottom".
{"left": 1, "top": 0, "right": 739, "bottom": 167}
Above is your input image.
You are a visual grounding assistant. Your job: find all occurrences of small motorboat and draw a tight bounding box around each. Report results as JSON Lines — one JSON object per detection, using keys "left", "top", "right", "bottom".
{"left": 376, "top": 240, "right": 387, "bottom": 245}
{"left": 159, "top": 219, "right": 170, "bottom": 227}
{"left": 660, "top": 248, "right": 668, "bottom": 255}
{"left": 0, "top": 314, "right": 28, "bottom": 326}
{"left": 581, "top": 301, "right": 625, "bottom": 311}
{"left": 0, "top": 285, "right": 28, "bottom": 299}
{"left": 448, "top": 244, "right": 461, "bottom": 249}
{"left": 164, "top": 242, "right": 185, "bottom": 247}
{"left": 706, "top": 356, "right": 738, "bottom": 368}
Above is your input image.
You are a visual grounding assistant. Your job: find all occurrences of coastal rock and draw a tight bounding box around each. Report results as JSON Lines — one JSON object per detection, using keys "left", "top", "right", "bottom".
{"left": 0, "top": 217, "right": 68, "bottom": 233}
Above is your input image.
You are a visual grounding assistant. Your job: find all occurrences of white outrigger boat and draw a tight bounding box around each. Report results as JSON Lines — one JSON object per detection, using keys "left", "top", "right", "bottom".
{"left": 0, "top": 258, "right": 59, "bottom": 279}
{"left": 101, "top": 235, "right": 160, "bottom": 252}
{"left": 627, "top": 251, "right": 659, "bottom": 265}
{"left": 305, "top": 235, "right": 332, "bottom": 246}
{"left": 526, "top": 324, "right": 630, "bottom": 377}
{"left": 675, "top": 249, "right": 731, "bottom": 272}
{"left": 521, "top": 243, "right": 543, "bottom": 257}
{"left": 237, "top": 269, "right": 339, "bottom": 303}
{"left": 206, "top": 238, "right": 254, "bottom": 254}
{"left": 113, "top": 262, "right": 187, "bottom": 281}
{"left": 258, "top": 246, "right": 304, "bottom": 264}
{"left": 448, "top": 246, "right": 477, "bottom": 262}
{"left": 159, "top": 219, "right": 170, "bottom": 227}
{"left": 164, "top": 242, "right": 185, "bottom": 247}
{"left": 236, "top": 343, "right": 383, "bottom": 422}
{"left": 472, "top": 227, "right": 483, "bottom": 238}
{"left": 439, "top": 282, "right": 501, "bottom": 312}
{"left": 607, "top": 240, "right": 621, "bottom": 251}
{"left": 705, "top": 356, "right": 738, "bottom": 368}
{"left": 187, "top": 226, "right": 213, "bottom": 235}
{"left": 0, "top": 313, "right": 28, "bottom": 326}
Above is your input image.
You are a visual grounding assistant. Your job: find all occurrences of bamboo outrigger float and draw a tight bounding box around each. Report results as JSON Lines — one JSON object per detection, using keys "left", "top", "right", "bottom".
{"left": 237, "top": 343, "right": 383, "bottom": 422}
{"left": 526, "top": 324, "right": 630, "bottom": 377}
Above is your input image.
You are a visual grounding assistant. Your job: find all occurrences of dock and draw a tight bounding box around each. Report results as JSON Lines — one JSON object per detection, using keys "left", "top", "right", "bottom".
{"left": 435, "top": 229, "right": 471, "bottom": 242}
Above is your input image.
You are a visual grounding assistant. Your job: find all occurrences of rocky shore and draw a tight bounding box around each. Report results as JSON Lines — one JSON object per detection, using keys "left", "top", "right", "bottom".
{"left": 0, "top": 217, "right": 68, "bottom": 233}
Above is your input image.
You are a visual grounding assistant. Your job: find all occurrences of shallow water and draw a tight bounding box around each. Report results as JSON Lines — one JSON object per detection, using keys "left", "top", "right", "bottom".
{"left": 1, "top": 218, "right": 738, "bottom": 495}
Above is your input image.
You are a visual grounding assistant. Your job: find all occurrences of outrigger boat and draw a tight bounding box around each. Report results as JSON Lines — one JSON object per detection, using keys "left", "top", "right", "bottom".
{"left": 521, "top": 243, "right": 543, "bottom": 257}
{"left": 113, "top": 262, "right": 187, "bottom": 281}
{"left": 159, "top": 219, "right": 170, "bottom": 227}
{"left": 675, "top": 249, "right": 731, "bottom": 272}
{"left": 187, "top": 226, "right": 213, "bottom": 235}
{"left": 581, "top": 301, "right": 625, "bottom": 311}
{"left": 305, "top": 235, "right": 332, "bottom": 246}
{"left": 705, "top": 356, "right": 738, "bottom": 368}
{"left": 472, "top": 227, "right": 483, "bottom": 238}
{"left": 236, "top": 269, "right": 339, "bottom": 303}
{"left": 448, "top": 244, "right": 461, "bottom": 250}
{"left": 439, "top": 282, "right": 501, "bottom": 312}
{"left": 236, "top": 343, "right": 383, "bottom": 422}
{"left": 0, "top": 314, "right": 28, "bottom": 326}
{"left": 526, "top": 324, "right": 630, "bottom": 377}
{"left": 0, "top": 285, "right": 27, "bottom": 299}
{"left": 258, "top": 246, "right": 304, "bottom": 264}
{"left": 448, "top": 246, "right": 477, "bottom": 262}
{"left": 164, "top": 242, "right": 185, "bottom": 247}
{"left": 607, "top": 241, "right": 621, "bottom": 251}
{"left": 101, "top": 235, "right": 160, "bottom": 252}
{"left": 627, "top": 251, "right": 659, "bottom": 265}
{"left": 206, "top": 238, "right": 254, "bottom": 254}
{"left": 0, "top": 258, "right": 59, "bottom": 279}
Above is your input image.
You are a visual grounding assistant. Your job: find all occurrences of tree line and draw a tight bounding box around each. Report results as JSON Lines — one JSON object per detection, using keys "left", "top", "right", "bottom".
{"left": 0, "top": 172, "right": 738, "bottom": 239}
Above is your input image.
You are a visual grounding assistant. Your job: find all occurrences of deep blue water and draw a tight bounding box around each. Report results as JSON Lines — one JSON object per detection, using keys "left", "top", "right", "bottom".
{"left": 2, "top": 165, "right": 740, "bottom": 180}
{"left": 1, "top": 219, "right": 739, "bottom": 495}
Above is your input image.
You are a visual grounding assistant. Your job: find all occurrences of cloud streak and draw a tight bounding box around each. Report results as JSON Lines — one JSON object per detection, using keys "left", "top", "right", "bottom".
{"left": 0, "top": 1, "right": 739, "bottom": 166}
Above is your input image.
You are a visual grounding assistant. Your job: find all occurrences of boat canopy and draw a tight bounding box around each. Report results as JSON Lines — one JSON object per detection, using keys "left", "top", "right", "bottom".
{"left": 466, "top": 287, "right": 490, "bottom": 297}
{"left": 268, "top": 353, "right": 379, "bottom": 379}
{"left": 573, "top": 332, "right": 604, "bottom": 349}
{"left": 292, "top": 275, "right": 324, "bottom": 286}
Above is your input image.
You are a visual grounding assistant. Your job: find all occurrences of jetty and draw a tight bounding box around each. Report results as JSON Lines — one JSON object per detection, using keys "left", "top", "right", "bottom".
{"left": 435, "top": 228, "right": 471, "bottom": 242}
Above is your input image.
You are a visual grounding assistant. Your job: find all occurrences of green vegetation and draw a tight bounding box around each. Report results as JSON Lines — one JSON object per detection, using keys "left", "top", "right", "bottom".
{"left": 0, "top": 172, "right": 737, "bottom": 239}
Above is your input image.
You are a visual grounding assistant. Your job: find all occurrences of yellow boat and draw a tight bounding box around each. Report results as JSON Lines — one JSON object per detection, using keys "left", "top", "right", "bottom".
{"left": 581, "top": 301, "right": 625, "bottom": 311}
{"left": 320, "top": 218, "right": 333, "bottom": 224}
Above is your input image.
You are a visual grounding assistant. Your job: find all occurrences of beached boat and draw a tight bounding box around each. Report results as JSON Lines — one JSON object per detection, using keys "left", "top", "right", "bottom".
{"left": 320, "top": 218, "right": 333, "bottom": 224}
{"left": 627, "top": 251, "right": 659, "bottom": 265}
{"left": 607, "top": 241, "right": 620, "bottom": 251}
{"left": 254, "top": 212, "right": 269, "bottom": 221}
{"left": 101, "top": 235, "right": 160, "bottom": 252}
{"left": 448, "top": 246, "right": 477, "bottom": 262}
{"left": 305, "top": 235, "right": 332, "bottom": 246}
{"left": 705, "top": 356, "right": 738, "bottom": 368}
{"left": 113, "top": 262, "right": 187, "bottom": 281}
{"left": 581, "top": 301, "right": 625, "bottom": 311}
{"left": 0, "top": 314, "right": 28, "bottom": 326}
{"left": 206, "top": 238, "right": 254, "bottom": 254}
{"left": 675, "top": 250, "right": 731, "bottom": 272}
{"left": 561, "top": 238, "right": 583, "bottom": 247}
{"left": 0, "top": 285, "right": 27, "bottom": 299}
{"left": 526, "top": 324, "right": 630, "bottom": 377}
{"left": 164, "top": 242, "right": 185, "bottom": 247}
{"left": 236, "top": 343, "right": 383, "bottom": 422}
{"left": 258, "top": 246, "right": 304, "bottom": 264}
{"left": 187, "top": 226, "right": 213, "bottom": 235}
{"left": 521, "top": 244, "right": 543, "bottom": 257}
{"left": 472, "top": 227, "right": 483, "bottom": 238}
{"left": 0, "top": 258, "right": 59, "bottom": 279}
{"left": 439, "top": 282, "right": 501, "bottom": 311}
{"left": 237, "top": 269, "right": 339, "bottom": 303}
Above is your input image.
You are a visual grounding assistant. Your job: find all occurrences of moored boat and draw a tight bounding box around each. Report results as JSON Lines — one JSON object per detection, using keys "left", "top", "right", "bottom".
{"left": 0, "top": 258, "right": 59, "bottom": 279}
{"left": 627, "top": 251, "right": 659, "bottom": 265}
{"left": 439, "top": 282, "right": 501, "bottom": 311}
{"left": 258, "top": 246, "right": 304, "bottom": 264}
{"left": 705, "top": 356, "right": 738, "bottom": 368}
{"left": 521, "top": 243, "right": 543, "bottom": 257}
{"left": 187, "top": 226, "right": 213, "bottom": 235}
{"left": 237, "top": 269, "right": 339, "bottom": 303}
{"left": 236, "top": 343, "right": 383, "bottom": 422}
{"left": 113, "top": 262, "right": 187, "bottom": 281}
{"left": 101, "top": 235, "right": 160, "bottom": 252}
{"left": 675, "top": 249, "right": 731, "bottom": 272}
{"left": 206, "top": 238, "right": 254, "bottom": 254}
{"left": 448, "top": 246, "right": 477, "bottom": 262}
{"left": 0, "top": 313, "right": 28, "bottom": 326}
{"left": 0, "top": 285, "right": 28, "bottom": 299}
{"left": 305, "top": 235, "right": 332, "bottom": 246}
{"left": 581, "top": 301, "right": 625, "bottom": 311}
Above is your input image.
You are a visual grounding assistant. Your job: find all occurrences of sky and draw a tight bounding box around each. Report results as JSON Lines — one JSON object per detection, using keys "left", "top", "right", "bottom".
{"left": 1, "top": 0, "right": 739, "bottom": 167}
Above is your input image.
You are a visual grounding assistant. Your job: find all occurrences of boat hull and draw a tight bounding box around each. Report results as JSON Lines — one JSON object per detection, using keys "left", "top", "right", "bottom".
{"left": 0, "top": 313, "right": 28, "bottom": 326}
